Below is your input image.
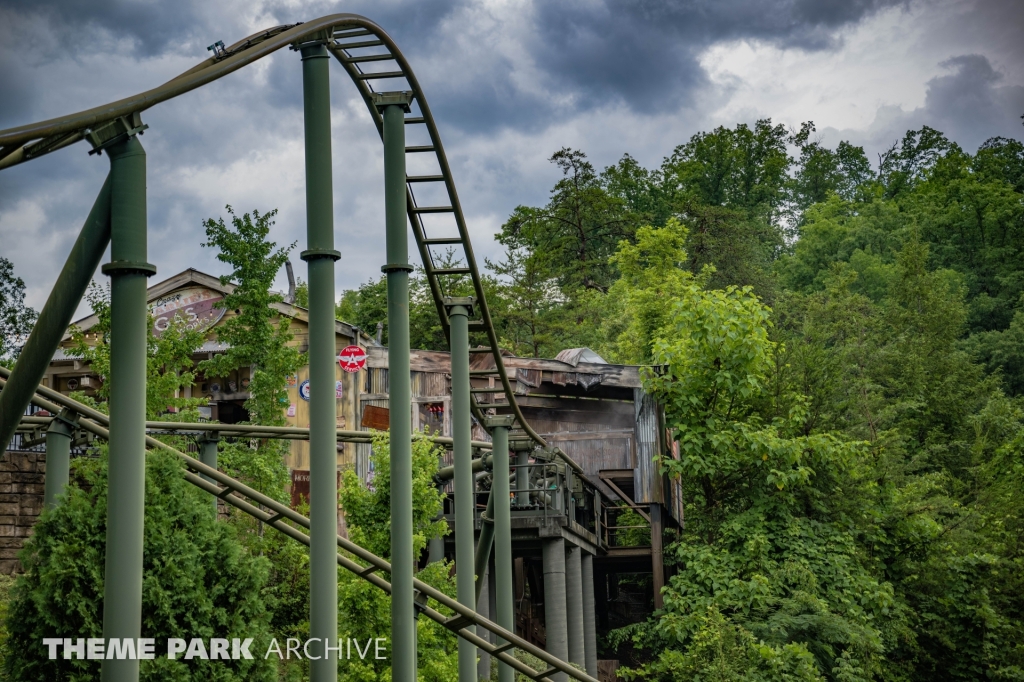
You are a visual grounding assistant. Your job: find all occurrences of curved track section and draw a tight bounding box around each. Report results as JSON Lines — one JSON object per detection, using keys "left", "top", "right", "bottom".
{"left": 0, "top": 370, "right": 596, "bottom": 682}
{"left": 0, "top": 17, "right": 599, "bottom": 679}
{"left": 0, "top": 14, "right": 548, "bottom": 450}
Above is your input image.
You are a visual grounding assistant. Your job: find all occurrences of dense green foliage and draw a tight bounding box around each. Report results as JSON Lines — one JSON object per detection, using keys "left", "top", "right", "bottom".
{"left": 3, "top": 448, "right": 276, "bottom": 681}
{"left": 197, "top": 207, "right": 314, "bottom": 680}
{"left": 337, "top": 431, "right": 459, "bottom": 681}
{"left": 0, "top": 257, "right": 37, "bottom": 364}
{"left": 336, "top": 121, "right": 1024, "bottom": 680}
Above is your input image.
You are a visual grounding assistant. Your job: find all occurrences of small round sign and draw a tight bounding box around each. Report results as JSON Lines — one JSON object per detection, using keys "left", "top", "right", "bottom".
{"left": 338, "top": 345, "right": 367, "bottom": 373}
{"left": 298, "top": 379, "right": 311, "bottom": 402}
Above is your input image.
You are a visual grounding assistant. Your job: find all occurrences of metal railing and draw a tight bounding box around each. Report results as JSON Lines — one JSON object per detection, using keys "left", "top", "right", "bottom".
{"left": 0, "top": 15, "right": 605, "bottom": 681}
{"left": 602, "top": 504, "right": 652, "bottom": 548}
{"left": 0, "top": 372, "right": 598, "bottom": 682}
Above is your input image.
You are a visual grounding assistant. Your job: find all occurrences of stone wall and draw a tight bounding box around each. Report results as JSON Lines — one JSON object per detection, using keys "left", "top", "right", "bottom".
{"left": 0, "top": 449, "right": 45, "bottom": 574}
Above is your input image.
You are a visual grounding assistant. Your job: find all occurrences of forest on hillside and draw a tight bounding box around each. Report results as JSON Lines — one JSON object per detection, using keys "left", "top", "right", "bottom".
{"left": 332, "top": 120, "right": 1024, "bottom": 680}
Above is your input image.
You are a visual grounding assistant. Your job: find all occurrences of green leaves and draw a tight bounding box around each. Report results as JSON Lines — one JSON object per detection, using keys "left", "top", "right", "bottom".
{"left": 335, "top": 432, "right": 458, "bottom": 681}
{"left": 0, "top": 257, "right": 37, "bottom": 364}
{"left": 198, "top": 206, "right": 303, "bottom": 428}
{"left": 4, "top": 449, "right": 275, "bottom": 681}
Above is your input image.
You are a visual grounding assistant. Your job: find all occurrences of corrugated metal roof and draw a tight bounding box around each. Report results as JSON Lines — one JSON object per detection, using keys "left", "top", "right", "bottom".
{"left": 52, "top": 339, "right": 232, "bottom": 362}
{"left": 554, "top": 348, "right": 608, "bottom": 366}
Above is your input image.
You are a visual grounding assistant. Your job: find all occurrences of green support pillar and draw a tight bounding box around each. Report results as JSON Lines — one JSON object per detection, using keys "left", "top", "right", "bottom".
{"left": 650, "top": 502, "right": 665, "bottom": 610}
{"left": 0, "top": 175, "right": 111, "bottom": 456}
{"left": 485, "top": 416, "right": 515, "bottom": 682}
{"left": 474, "top": 489, "right": 495, "bottom": 601}
{"left": 100, "top": 132, "right": 155, "bottom": 682}
{"left": 542, "top": 538, "right": 569, "bottom": 682}
{"left": 199, "top": 433, "right": 219, "bottom": 514}
{"left": 581, "top": 552, "right": 597, "bottom": 678}
{"left": 374, "top": 90, "right": 416, "bottom": 682}
{"left": 428, "top": 511, "right": 445, "bottom": 564}
{"left": 43, "top": 412, "right": 74, "bottom": 510}
{"left": 565, "top": 544, "right": 586, "bottom": 668}
{"left": 515, "top": 450, "right": 530, "bottom": 506}
{"left": 447, "top": 296, "right": 477, "bottom": 682}
{"left": 299, "top": 40, "right": 341, "bottom": 680}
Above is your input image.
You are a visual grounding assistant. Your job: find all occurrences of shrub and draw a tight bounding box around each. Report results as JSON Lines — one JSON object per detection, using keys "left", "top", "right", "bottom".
{"left": 3, "top": 448, "right": 276, "bottom": 681}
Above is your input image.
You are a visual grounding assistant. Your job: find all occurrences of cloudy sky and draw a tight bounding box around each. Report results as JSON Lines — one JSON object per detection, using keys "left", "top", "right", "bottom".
{"left": 1, "top": 0, "right": 1022, "bottom": 314}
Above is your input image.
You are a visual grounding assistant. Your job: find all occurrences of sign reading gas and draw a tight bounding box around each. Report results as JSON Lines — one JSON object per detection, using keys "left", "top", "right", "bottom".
{"left": 338, "top": 345, "right": 367, "bottom": 373}
{"left": 150, "top": 287, "right": 226, "bottom": 338}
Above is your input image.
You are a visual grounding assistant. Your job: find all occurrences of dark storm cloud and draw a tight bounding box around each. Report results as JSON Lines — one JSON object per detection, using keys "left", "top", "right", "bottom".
{"left": 525, "top": 0, "right": 906, "bottom": 116}
{"left": 0, "top": 0, "right": 905, "bottom": 135}
{"left": 0, "top": 0, "right": 210, "bottom": 58}
{"left": 2, "top": 0, "right": 1021, "bottom": 314}
{"left": 919, "top": 55, "right": 1024, "bottom": 151}
{"left": 843, "top": 53, "right": 1024, "bottom": 156}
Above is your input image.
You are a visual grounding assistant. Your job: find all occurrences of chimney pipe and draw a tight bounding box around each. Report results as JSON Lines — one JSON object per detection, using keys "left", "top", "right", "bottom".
{"left": 284, "top": 260, "right": 296, "bottom": 304}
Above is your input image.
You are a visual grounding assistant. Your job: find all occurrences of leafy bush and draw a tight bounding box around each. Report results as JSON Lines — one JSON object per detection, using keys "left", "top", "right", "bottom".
{"left": 336, "top": 431, "right": 458, "bottom": 681}
{"left": 3, "top": 448, "right": 275, "bottom": 681}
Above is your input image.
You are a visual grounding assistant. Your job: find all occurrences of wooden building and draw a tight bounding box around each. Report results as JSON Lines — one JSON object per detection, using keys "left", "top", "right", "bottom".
{"left": 362, "top": 344, "right": 684, "bottom": 666}
{"left": 41, "top": 268, "right": 375, "bottom": 474}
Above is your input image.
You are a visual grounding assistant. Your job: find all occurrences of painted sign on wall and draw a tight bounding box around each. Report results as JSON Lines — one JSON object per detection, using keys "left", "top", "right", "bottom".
{"left": 150, "top": 286, "right": 226, "bottom": 338}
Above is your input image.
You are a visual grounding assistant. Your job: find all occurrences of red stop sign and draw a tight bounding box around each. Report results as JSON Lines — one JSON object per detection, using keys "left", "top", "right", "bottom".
{"left": 339, "top": 345, "right": 367, "bottom": 373}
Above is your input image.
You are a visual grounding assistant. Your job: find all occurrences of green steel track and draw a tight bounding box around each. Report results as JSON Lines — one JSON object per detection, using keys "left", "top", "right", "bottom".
{"left": 0, "top": 369, "right": 593, "bottom": 682}
{"left": 0, "top": 15, "right": 599, "bottom": 682}
{"left": 0, "top": 15, "right": 546, "bottom": 450}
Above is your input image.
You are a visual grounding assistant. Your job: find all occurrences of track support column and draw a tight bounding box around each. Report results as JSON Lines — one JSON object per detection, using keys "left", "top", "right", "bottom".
{"left": 582, "top": 552, "right": 598, "bottom": 677}
{"left": 199, "top": 433, "right": 219, "bottom": 514}
{"left": 565, "top": 544, "right": 586, "bottom": 668}
{"left": 447, "top": 296, "right": 477, "bottom": 682}
{"left": 0, "top": 175, "right": 111, "bottom": 455}
{"left": 516, "top": 450, "right": 530, "bottom": 506}
{"left": 299, "top": 39, "right": 340, "bottom": 680}
{"left": 100, "top": 132, "right": 155, "bottom": 682}
{"left": 374, "top": 90, "right": 416, "bottom": 682}
{"left": 651, "top": 502, "right": 665, "bottom": 610}
{"left": 43, "top": 412, "right": 74, "bottom": 509}
{"left": 486, "top": 416, "right": 516, "bottom": 682}
{"left": 542, "top": 537, "right": 569, "bottom": 682}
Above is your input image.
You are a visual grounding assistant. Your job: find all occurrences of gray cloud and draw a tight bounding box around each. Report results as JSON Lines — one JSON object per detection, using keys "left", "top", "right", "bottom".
{"left": 1, "top": 0, "right": 1022, "bottom": 316}
{"left": 827, "top": 53, "right": 1024, "bottom": 157}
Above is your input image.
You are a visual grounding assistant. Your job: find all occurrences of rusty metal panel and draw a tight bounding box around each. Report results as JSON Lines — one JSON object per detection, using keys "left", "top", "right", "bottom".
{"left": 633, "top": 388, "right": 662, "bottom": 505}
{"left": 361, "top": 405, "right": 390, "bottom": 430}
{"left": 515, "top": 368, "right": 541, "bottom": 395}
{"left": 357, "top": 396, "right": 389, "bottom": 485}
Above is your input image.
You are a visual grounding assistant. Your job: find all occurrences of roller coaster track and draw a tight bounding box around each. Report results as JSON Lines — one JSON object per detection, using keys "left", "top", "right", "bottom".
{"left": 0, "top": 14, "right": 555, "bottom": 456}
{"left": 0, "top": 369, "right": 592, "bottom": 682}
{"left": 0, "top": 15, "right": 597, "bottom": 681}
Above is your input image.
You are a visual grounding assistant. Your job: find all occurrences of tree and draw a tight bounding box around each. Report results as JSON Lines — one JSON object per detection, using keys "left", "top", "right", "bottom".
{"left": 661, "top": 119, "right": 791, "bottom": 221}
{"left": 876, "top": 126, "right": 954, "bottom": 199}
{"left": 195, "top": 207, "right": 312, "bottom": 663}
{"left": 486, "top": 243, "right": 591, "bottom": 359}
{"left": 790, "top": 122, "right": 873, "bottom": 210}
{"left": 660, "top": 120, "right": 791, "bottom": 294}
{"left": 197, "top": 206, "right": 304, "bottom": 500}
{"left": 601, "top": 154, "right": 672, "bottom": 227}
{"left": 628, "top": 282, "right": 899, "bottom": 681}
{"left": 499, "top": 148, "right": 636, "bottom": 294}
{"left": 4, "top": 448, "right": 276, "bottom": 681}
{"left": 0, "top": 257, "right": 38, "bottom": 364}
{"left": 336, "top": 431, "right": 458, "bottom": 681}
{"left": 601, "top": 218, "right": 699, "bottom": 365}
